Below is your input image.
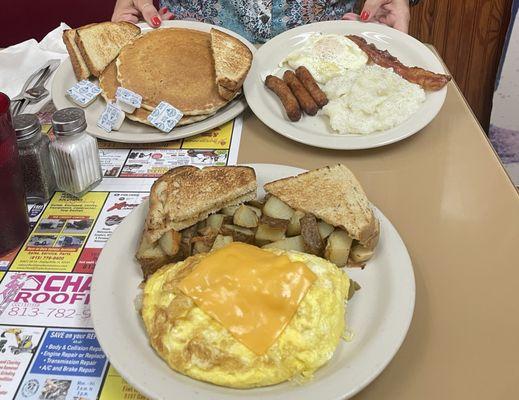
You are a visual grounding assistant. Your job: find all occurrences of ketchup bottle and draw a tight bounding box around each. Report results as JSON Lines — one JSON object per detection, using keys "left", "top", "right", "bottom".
{"left": 0, "top": 93, "right": 30, "bottom": 255}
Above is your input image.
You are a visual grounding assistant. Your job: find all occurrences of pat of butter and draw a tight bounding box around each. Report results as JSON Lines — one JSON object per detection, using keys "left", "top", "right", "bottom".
{"left": 97, "top": 103, "right": 125, "bottom": 132}
{"left": 147, "top": 101, "right": 183, "bottom": 133}
{"left": 66, "top": 80, "right": 101, "bottom": 107}
{"left": 178, "top": 242, "right": 317, "bottom": 355}
{"left": 115, "top": 87, "right": 142, "bottom": 113}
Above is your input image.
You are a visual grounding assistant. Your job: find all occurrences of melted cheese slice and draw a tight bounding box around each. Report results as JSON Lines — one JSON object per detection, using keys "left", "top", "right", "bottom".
{"left": 178, "top": 242, "right": 317, "bottom": 355}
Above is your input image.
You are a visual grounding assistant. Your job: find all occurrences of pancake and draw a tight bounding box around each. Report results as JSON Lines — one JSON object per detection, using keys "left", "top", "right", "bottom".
{"left": 117, "top": 28, "right": 229, "bottom": 116}
{"left": 141, "top": 248, "right": 350, "bottom": 388}
{"left": 98, "top": 61, "right": 214, "bottom": 127}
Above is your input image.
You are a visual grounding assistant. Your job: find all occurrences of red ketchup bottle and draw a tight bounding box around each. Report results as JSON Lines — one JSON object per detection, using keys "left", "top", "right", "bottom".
{"left": 0, "top": 93, "right": 30, "bottom": 255}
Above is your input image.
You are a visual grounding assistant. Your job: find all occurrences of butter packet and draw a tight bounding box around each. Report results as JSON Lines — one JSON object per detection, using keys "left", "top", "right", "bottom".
{"left": 147, "top": 101, "right": 184, "bottom": 133}
{"left": 97, "top": 103, "right": 125, "bottom": 133}
{"left": 115, "top": 87, "right": 142, "bottom": 113}
{"left": 66, "top": 80, "right": 101, "bottom": 107}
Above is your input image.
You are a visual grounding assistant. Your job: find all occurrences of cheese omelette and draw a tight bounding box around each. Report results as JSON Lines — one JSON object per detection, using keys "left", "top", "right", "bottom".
{"left": 141, "top": 246, "right": 350, "bottom": 388}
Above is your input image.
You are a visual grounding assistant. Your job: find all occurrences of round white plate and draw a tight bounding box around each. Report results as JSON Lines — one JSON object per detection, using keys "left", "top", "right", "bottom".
{"left": 52, "top": 20, "right": 256, "bottom": 143}
{"left": 91, "top": 163, "right": 415, "bottom": 400}
{"left": 243, "top": 21, "right": 448, "bottom": 150}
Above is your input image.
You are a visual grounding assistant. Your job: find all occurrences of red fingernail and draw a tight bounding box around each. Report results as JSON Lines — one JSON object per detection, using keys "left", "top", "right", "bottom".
{"left": 360, "top": 11, "right": 370, "bottom": 21}
{"left": 151, "top": 16, "right": 161, "bottom": 26}
{"left": 160, "top": 7, "right": 167, "bottom": 14}
{"left": 168, "top": 14, "right": 175, "bottom": 20}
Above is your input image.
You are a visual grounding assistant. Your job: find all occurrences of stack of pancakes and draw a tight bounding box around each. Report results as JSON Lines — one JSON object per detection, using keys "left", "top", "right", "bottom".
{"left": 98, "top": 28, "right": 251, "bottom": 127}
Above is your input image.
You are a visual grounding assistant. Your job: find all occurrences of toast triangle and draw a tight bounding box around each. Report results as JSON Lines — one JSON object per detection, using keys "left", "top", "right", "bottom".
{"left": 210, "top": 28, "right": 252, "bottom": 98}
{"left": 264, "top": 164, "right": 378, "bottom": 244}
{"left": 145, "top": 166, "right": 257, "bottom": 242}
{"left": 75, "top": 21, "right": 140, "bottom": 77}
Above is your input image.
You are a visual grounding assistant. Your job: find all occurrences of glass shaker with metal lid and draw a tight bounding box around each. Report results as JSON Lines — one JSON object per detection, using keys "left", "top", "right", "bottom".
{"left": 13, "top": 114, "right": 57, "bottom": 203}
{"left": 49, "top": 107, "right": 102, "bottom": 197}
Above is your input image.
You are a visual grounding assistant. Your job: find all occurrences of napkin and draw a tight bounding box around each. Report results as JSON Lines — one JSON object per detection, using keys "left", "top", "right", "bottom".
{"left": 0, "top": 23, "right": 70, "bottom": 113}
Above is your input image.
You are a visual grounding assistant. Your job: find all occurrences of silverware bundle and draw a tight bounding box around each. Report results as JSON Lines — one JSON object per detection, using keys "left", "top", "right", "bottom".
{"left": 10, "top": 59, "right": 61, "bottom": 116}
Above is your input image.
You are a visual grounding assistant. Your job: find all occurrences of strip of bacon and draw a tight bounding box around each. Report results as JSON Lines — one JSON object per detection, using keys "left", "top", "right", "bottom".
{"left": 347, "top": 35, "right": 451, "bottom": 91}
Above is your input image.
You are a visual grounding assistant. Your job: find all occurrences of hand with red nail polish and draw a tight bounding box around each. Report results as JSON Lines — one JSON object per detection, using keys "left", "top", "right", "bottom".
{"left": 112, "top": 0, "right": 175, "bottom": 28}
{"left": 358, "top": 0, "right": 410, "bottom": 33}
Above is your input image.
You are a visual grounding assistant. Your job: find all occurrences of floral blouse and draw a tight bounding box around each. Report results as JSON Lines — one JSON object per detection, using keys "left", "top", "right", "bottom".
{"left": 159, "top": 0, "right": 358, "bottom": 43}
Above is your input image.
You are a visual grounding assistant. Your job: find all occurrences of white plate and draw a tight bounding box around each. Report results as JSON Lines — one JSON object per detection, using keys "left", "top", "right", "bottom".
{"left": 91, "top": 163, "right": 415, "bottom": 400}
{"left": 243, "top": 21, "right": 448, "bottom": 150}
{"left": 51, "top": 20, "right": 256, "bottom": 143}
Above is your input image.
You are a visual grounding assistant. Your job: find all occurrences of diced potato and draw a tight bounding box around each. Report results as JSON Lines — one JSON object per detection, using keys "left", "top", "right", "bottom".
{"left": 211, "top": 235, "right": 233, "bottom": 251}
{"left": 158, "top": 230, "right": 181, "bottom": 256}
{"left": 206, "top": 214, "right": 225, "bottom": 231}
{"left": 198, "top": 225, "right": 217, "bottom": 236}
{"left": 317, "top": 221, "right": 334, "bottom": 239}
{"left": 300, "top": 214, "right": 324, "bottom": 256}
{"left": 260, "top": 215, "right": 289, "bottom": 230}
{"left": 349, "top": 244, "right": 375, "bottom": 263}
{"left": 221, "top": 205, "right": 239, "bottom": 216}
{"left": 255, "top": 223, "right": 286, "bottom": 242}
{"left": 246, "top": 199, "right": 265, "bottom": 209}
{"left": 263, "top": 196, "right": 294, "bottom": 220}
{"left": 220, "top": 224, "right": 255, "bottom": 243}
{"left": 248, "top": 206, "right": 262, "bottom": 218}
{"left": 262, "top": 235, "right": 305, "bottom": 252}
{"left": 193, "top": 240, "right": 212, "bottom": 254}
{"left": 254, "top": 238, "right": 271, "bottom": 247}
{"left": 287, "top": 211, "right": 305, "bottom": 236}
{"left": 324, "top": 230, "right": 353, "bottom": 267}
{"left": 233, "top": 205, "right": 259, "bottom": 228}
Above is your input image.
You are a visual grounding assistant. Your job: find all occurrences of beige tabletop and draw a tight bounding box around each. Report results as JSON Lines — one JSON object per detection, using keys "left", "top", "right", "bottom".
{"left": 237, "top": 76, "right": 519, "bottom": 396}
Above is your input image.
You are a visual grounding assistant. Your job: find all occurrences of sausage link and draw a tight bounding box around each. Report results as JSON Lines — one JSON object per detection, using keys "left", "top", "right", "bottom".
{"left": 295, "top": 66, "right": 329, "bottom": 108}
{"left": 282, "top": 70, "right": 319, "bottom": 116}
{"left": 265, "top": 75, "right": 302, "bottom": 122}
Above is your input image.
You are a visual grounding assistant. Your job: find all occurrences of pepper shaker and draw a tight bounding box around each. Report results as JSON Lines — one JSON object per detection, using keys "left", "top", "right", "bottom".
{"left": 50, "top": 108, "right": 102, "bottom": 197}
{"left": 13, "top": 114, "right": 57, "bottom": 203}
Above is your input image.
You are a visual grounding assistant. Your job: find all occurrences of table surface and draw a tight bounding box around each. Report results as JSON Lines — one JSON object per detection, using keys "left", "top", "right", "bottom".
{"left": 238, "top": 78, "right": 519, "bottom": 397}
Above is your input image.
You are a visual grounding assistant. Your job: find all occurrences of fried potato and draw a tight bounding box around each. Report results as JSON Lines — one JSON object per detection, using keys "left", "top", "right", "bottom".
{"left": 300, "top": 214, "right": 324, "bottom": 256}
{"left": 211, "top": 235, "right": 233, "bottom": 251}
{"left": 221, "top": 205, "right": 240, "bottom": 216}
{"left": 247, "top": 206, "right": 262, "bottom": 218}
{"left": 193, "top": 240, "right": 213, "bottom": 255}
{"left": 262, "top": 235, "right": 305, "bottom": 252}
{"left": 233, "top": 205, "right": 259, "bottom": 228}
{"left": 349, "top": 243, "right": 375, "bottom": 263}
{"left": 220, "top": 224, "right": 255, "bottom": 243}
{"left": 206, "top": 214, "right": 226, "bottom": 231}
{"left": 255, "top": 223, "right": 286, "bottom": 242}
{"left": 287, "top": 210, "right": 305, "bottom": 236}
{"left": 158, "top": 230, "right": 181, "bottom": 256}
{"left": 317, "top": 221, "right": 334, "bottom": 240}
{"left": 263, "top": 196, "right": 294, "bottom": 220}
{"left": 246, "top": 200, "right": 265, "bottom": 209}
{"left": 260, "top": 215, "right": 290, "bottom": 230}
{"left": 324, "top": 230, "right": 353, "bottom": 267}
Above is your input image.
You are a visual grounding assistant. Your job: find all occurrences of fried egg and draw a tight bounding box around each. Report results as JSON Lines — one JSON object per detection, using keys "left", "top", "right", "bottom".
{"left": 283, "top": 34, "right": 368, "bottom": 83}
{"left": 141, "top": 248, "right": 350, "bottom": 388}
{"left": 322, "top": 65, "right": 426, "bottom": 134}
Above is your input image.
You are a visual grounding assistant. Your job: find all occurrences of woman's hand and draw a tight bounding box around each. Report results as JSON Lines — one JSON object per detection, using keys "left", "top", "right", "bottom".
{"left": 112, "top": 0, "right": 174, "bottom": 28}
{"left": 343, "top": 0, "right": 411, "bottom": 33}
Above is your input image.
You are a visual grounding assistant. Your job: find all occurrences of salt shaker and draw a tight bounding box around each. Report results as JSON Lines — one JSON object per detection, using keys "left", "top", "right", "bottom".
{"left": 13, "top": 114, "right": 57, "bottom": 203}
{"left": 50, "top": 108, "right": 102, "bottom": 197}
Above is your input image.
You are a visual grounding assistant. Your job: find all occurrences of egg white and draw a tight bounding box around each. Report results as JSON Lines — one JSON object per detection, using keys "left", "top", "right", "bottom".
{"left": 283, "top": 34, "right": 368, "bottom": 83}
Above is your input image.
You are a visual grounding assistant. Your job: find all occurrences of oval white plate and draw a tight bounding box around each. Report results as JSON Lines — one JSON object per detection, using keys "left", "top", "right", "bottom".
{"left": 52, "top": 20, "right": 256, "bottom": 143}
{"left": 91, "top": 163, "right": 415, "bottom": 400}
{"left": 244, "top": 21, "right": 448, "bottom": 150}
